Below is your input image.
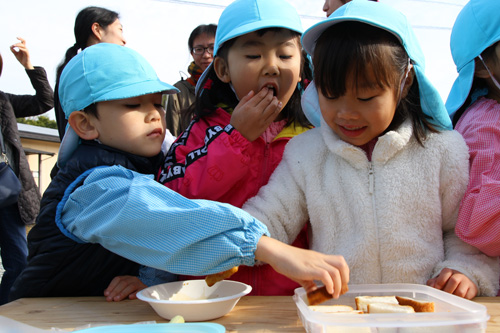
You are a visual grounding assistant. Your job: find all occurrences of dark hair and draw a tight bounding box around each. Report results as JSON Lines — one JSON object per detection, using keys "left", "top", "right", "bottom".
{"left": 452, "top": 41, "right": 499, "bottom": 126}
{"left": 313, "top": 22, "right": 437, "bottom": 145}
{"left": 191, "top": 28, "right": 312, "bottom": 129}
{"left": 0, "top": 53, "right": 3, "bottom": 77}
{"left": 56, "top": 6, "right": 119, "bottom": 83}
{"left": 83, "top": 103, "right": 99, "bottom": 118}
{"left": 188, "top": 24, "right": 217, "bottom": 51}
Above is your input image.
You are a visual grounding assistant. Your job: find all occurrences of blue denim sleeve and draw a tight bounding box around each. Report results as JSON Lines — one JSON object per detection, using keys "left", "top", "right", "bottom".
{"left": 57, "top": 165, "right": 269, "bottom": 276}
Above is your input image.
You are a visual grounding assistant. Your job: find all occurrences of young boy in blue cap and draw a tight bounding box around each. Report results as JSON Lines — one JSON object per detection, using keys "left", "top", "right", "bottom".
{"left": 9, "top": 43, "right": 348, "bottom": 302}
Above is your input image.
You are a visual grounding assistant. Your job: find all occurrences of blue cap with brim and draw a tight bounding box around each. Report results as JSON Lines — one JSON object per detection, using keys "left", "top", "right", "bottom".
{"left": 301, "top": 0, "right": 452, "bottom": 131}
{"left": 445, "top": 0, "right": 500, "bottom": 116}
{"left": 57, "top": 43, "right": 179, "bottom": 168}
{"left": 196, "top": 0, "right": 303, "bottom": 95}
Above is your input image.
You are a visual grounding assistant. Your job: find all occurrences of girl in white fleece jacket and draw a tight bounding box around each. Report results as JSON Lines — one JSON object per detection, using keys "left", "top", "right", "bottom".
{"left": 243, "top": 0, "right": 499, "bottom": 299}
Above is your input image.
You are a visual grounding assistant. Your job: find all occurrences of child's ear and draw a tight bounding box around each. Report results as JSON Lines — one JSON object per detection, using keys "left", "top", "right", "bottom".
{"left": 214, "top": 57, "right": 231, "bottom": 83}
{"left": 474, "top": 58, "right": 491, "bottom": 79}
{"left": 68, "top": 111, "right": 99, "bottom": 140}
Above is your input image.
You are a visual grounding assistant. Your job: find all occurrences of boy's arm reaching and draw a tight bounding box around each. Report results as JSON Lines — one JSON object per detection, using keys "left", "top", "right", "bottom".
{"left": 59, "top": 165, "right": 348, "bottom": 298}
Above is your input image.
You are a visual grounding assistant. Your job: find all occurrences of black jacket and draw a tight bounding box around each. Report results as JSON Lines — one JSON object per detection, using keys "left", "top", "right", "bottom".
{"left": 9, "top": 141, "right": 162, "bottom": 300}
{"left": 0, "top": 67, "right": 54, "bottom": 225}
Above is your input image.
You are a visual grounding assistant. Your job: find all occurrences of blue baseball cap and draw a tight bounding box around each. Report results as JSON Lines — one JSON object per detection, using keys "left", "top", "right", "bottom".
{"left": 57, "top": 43, "right": 178, "bottom": 167}
{"left": 213, "top": 0, "right": 303, "bottom": 56}
{"left": 301, "top": 0, "right": 452, "bottom": 131}
{"left": 445, "top": 0, "right": 500, "bottom": 116}
{"left": 196, "top": 0, "right": 303, "bottom": 94}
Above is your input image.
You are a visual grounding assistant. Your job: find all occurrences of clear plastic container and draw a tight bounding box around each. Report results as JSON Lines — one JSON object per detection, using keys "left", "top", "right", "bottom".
{"left": 294, "top": 283, "right": 489, "bottom": 333}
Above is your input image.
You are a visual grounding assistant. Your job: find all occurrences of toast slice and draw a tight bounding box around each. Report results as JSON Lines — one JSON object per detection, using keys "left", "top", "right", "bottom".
{"left": 205, "top": 266, "right": 239, "bottom": 287}
{"left": 367, "top": 302, "right": 415, "bottom": 313}
{"left": 396, "top": 296, "right": 435, "bottom": 312}
{"left": 306, "top": 284, "right": 349, "bottom": 306}
{"left": 355, "top": 296, "right": 398, "bottom": 312}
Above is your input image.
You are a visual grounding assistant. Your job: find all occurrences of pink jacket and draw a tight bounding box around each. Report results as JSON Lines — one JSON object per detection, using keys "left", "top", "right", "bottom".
{"left": 454, "top": 98, "right": 500, "bottom": 295}
{"left": 455, "top": 98, "right": 500, "bottom": 256}
{"left": 158, "top": 107, "right": 310, "bottom": 295}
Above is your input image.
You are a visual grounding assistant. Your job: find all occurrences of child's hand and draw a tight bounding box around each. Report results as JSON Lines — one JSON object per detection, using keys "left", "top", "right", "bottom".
{"left": 104, "top": 275, "right": 147, "bottom": 302}
{"left": 426, "top": 268, "right": 478, "bottom": 299}
{"left": 255, "top": 236, "right": 349, "bottom": 299}
{"left": 230, "top": 88, "right": 283, "bottom": 142}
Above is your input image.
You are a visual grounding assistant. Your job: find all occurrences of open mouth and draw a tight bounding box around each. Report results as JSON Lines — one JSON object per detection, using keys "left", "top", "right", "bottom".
{"left": 265, "top": 84, "right": 278, "bottom": 97}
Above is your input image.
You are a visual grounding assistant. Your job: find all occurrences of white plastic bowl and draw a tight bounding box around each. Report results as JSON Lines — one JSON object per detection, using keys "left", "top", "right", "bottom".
{"left": 137, "top": 280, "right": 252, "bottom": 322}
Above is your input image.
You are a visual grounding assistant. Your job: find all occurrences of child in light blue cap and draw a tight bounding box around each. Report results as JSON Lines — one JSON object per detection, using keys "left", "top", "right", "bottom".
{"left": 243, "top": 0, "right": 499, "bottom": 299}
{"left": 10, "top": 43, "right": 348, "bottom": 302}
{"left": 447, "top": 0, "right": 500, "bottom": 296}
{"left": 157, "top": 0, "right": 317, "bottom": 296}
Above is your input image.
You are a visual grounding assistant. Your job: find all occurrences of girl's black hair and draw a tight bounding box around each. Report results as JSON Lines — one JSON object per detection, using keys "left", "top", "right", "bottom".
{"left": 0, "top": 53, "right": 3, "bottom": 77}
{"left": 188, "top": 24, "right": 217, "bottom": 51}
{"left": 56, "top": 6, "right": 119, "bottom": 83}
{"left": 452, "top": 41, "right": 499, "bottom": 126}
{"left": 313, "top": 22, "right": 437, "bottom": 145}
{"left": 190, "top": 28, "right": 313, "bottom": 129}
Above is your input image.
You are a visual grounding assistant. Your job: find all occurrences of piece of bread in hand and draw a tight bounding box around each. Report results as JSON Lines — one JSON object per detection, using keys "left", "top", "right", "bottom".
{"left": 309, "top": 305, "right": 363, "bottom": 314}
{"left": 307, "top": 284, "right": 349, "bottom": 306}
{"left": 205, "top": 266, "right": 239, "bottom": 287}
{"left": 396, "top": 296, "right": 435, "bottom": 312}
{"left": 367, "top": 302, "right": 415, "bottom": 313}
{"left": 355, "top": 296, "right": 398, "bottom": 312}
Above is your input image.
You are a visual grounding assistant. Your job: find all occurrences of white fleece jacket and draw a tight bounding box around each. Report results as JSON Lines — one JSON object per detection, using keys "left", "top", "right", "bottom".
{"left": 243, "top": 119, "right": 499, "bottom": 296}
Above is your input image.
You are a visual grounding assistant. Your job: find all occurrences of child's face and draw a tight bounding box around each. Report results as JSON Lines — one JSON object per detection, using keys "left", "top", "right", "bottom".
{"left": 484, "top": 43, "right": 500, "bottom": 100}
{"left": 218, "top": 30, "right": 302, "bottom": 108}
{"left": 318, "top": 70, "right": 398, "bottom": 146}
{"left": 92, "top": 92, "right": 166, "bottom": 157}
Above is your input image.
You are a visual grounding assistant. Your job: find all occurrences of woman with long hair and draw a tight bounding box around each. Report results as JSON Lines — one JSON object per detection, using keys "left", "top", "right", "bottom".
{"left": 54, "top": 6, "right": 125, "bottom": 140}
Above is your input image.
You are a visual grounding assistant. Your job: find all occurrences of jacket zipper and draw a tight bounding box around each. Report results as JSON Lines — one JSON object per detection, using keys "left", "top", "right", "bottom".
{"left": 369, "top": 162, "right": 383, "bottom": 282}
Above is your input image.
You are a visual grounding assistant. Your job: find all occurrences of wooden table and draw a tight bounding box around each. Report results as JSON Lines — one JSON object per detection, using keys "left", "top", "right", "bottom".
{"left": 0, "top": 296, "right": 499, "bottom": 332}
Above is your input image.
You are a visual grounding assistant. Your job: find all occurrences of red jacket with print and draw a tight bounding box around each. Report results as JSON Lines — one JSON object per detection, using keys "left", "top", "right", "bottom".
{"left": 158, "top": 107, "right": 309, "bottom": 295}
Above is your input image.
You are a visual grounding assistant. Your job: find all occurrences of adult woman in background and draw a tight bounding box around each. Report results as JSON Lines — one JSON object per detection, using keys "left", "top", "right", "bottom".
{"left": 0, "top": 37, "right": 53, "bottom": 305}
{"left": 165, "top": 24, "right": 217, "bottom": 136}
{"left": 54, "top": 6, "right": 126, "bottom": 140}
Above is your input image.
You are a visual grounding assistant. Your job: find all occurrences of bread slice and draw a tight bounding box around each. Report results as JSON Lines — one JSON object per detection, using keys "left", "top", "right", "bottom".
{"left": 396, "top": 296, "right": 435, "bottom": 312}
{"left": 355, "top": 296, "right": 398, "bottom": 312}
{"left": 307, "top": 286, "right": 334, "bottom": 305}
{"left": 309, "top": 305, "right": 362, "bottom": 314}
{"left": 367, "top": 302, "right": 415, "bottom": 313}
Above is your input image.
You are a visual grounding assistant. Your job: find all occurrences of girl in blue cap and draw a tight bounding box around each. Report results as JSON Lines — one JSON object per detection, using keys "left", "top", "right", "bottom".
{"left": 243, "top": 0, "right": 499, "bottom": 298}
{"left": 157, "top": 0, "right": 313, "bottom": 296}
{"left": 446, "top": 0, "right": 500, "bottom": 295}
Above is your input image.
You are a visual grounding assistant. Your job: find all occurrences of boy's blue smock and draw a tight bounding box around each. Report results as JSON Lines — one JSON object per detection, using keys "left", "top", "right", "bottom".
{"left": 58, "top": 165, "right": 269, "bottom": 276}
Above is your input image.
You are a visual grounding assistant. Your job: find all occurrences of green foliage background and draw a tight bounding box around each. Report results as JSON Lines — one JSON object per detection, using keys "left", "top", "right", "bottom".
{"left": 17, "top": 116, "right": 57, "bottom": 129}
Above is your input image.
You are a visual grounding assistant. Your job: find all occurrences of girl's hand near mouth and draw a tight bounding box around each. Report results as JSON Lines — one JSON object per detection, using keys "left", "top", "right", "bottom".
{"left": 230, "top": 87, "right": 283, "bottom": 142}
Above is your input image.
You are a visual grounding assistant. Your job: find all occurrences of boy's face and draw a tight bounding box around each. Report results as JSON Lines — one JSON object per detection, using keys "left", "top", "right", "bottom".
{"left": 318, "top": 70, "right": 398, "bottom": 147}
{"left": 92, "top": 92, "right": 166, "bottom": 157}
{"left": 216, "top": 30, "right": 302, "bottom": 108}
